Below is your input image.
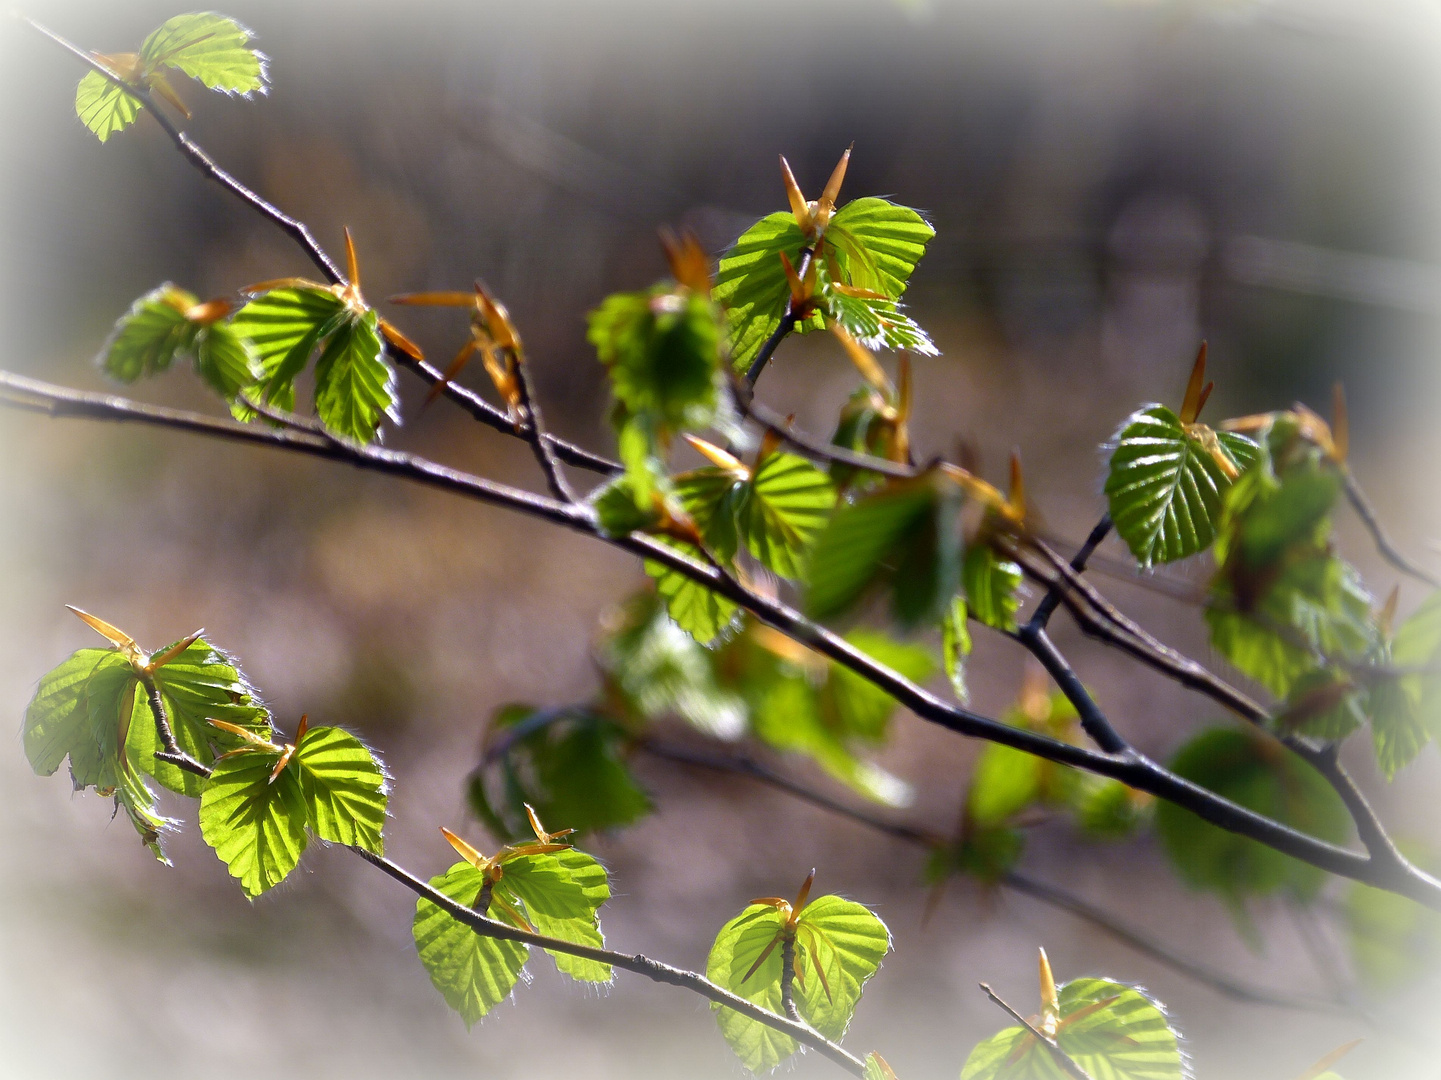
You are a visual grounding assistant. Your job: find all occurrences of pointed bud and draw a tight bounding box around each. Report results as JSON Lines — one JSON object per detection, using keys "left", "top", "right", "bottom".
{"left": 660, "top": 227, "right": 713, "bottom": 295}
{"left": 343, "top": 227, "right": 361, "bottom": 290}
{"left": 779, "top": 155, "right": 813, "bottom": 234}
{"left": 1038, "top": 947, "right": 1059, "bottom": 1029}
{"left": 1179, "top": 342, "right": 1209, "bottom": 424}
{"left": 1332, "top": 382, "right": 1349, "bottom": 463}
{"left": 441, "top": 826, "right": 492, "bottom": 871}
{"left": 683, "top": 433, "right": 749, "bottom": 476}
{"left": 814, "top": 143, "right": 853, "bottom": 230}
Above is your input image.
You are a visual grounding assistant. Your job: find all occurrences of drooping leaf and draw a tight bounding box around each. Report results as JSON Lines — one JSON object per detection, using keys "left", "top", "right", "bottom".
{"left": 1155, "top": 728, "right": 1350, "bottom": 916}
{"left": 964, "top": 544, "right": 1024, "bottom": 632}
{"left": 75, "top": 70, "right": 143, "bottom": 142}
{"left": 740, "top": 452, "right": 837, "bottom": 579}
{"left": 195, "top": 321, "right": 263, "bottom": 398}
{"left": 23, "top": 648, "right": 128, "bottom": 782}
{"left": 806, "top": 473, "right": 962, "bottom": 628}
{"left": 1105, "top": 404, "right": 1257, "bottom": 566}
{"left": 230, "top": 286, "right": 346, "bottom": 409}
{"left": 498, "top": 848, "right": 611, "bottom": 983}
{"left": 468, "top": 706, "right": 652, "bottom": 840}
{"left": 961, "top": 977, "right": 1184, "bottom": 1080}
{"left": 590, "top": 286, "right": 722, "bottom": 435}
{"left": 313, "top": 309, "right": 396, "bottom": 443}
{"left": 708, "top": 903, "right": 796, "bottom": 1071}
{"left": 413, "top": 862, "right": 530, "bottom": 1027}
{"left": 198, "top": 743, "right": 308, "bottom": 898}
{"left": 101, "top": 285, "right": 199, "bottom": 381}
{"left": 139, "top": 13, "right": 267, "bottom": 95}
{"left": 292, "top": 725, "right": 387, "bottom": 852}
{"left": 643, "top": 536, "right": 742, "bottom": 647}
{"left": 942, "top": 596, "right": 972, "bottom": 701}
{"left": 599, "top": 594, "right": 745, "bottom": 738}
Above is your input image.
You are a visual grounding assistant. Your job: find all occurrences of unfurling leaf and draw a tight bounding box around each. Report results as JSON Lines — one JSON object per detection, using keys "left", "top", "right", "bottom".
{"left": 74, "top": 13, "right": 267, "bottom": 142}
{"left": 961, "top": 974, "right": 1184, "bottom": 1080}
{"left": 199, "top": 721, "right": 387, "bottom": 897}
{"left": 707, "top": 881, "right": 890, "bottom": 1071}
{"left": 1106, "top": 403, "right": 1257, "bottom": 567}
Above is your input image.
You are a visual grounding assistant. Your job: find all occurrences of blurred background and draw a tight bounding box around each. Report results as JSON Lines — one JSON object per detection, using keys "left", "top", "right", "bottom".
{"left": 3, "top": 0, "right": 1441, "bottom": 1077}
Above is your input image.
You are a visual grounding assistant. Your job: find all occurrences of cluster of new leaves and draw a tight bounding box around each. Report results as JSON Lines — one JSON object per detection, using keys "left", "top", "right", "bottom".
{"left": 23, "top": 609, "right": 386, "bottom": 891}
{"left": 714, "top": 149, "right": 936, "bottom": 369}
{"left": 707, "top": 871, "right": 890, "bottom": 1072}
{"left": 98, "top": 232, "right": 418, "bottom": 443}
{"left": 413, "top": 814, "right": 611, "bottom": 1026}
{"left": 76, "top": 12, "right": 267, "bottom": 141}
{"left": 962, "top": 952, "right": 1185, "bottom": 1080}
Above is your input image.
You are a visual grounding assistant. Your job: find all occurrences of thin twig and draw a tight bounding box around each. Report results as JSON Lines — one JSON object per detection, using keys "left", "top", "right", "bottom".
{"left": 512, "top": 360, "right": 576, "bottom": 501}
{"left": 978, "top": 983, "right": 1095, "bottom": 1080}
{"left": 136, "top": 671, "right": 211, "bottom": 778}
{"left": 744, "top": 248, "right": 813, "bottom": 386}
{"left": 350, "top": 846, "right": 864, "bottom": 1075}
{"left": 739, "top": 393, "right": 920, "bottom": 481}
{"left": 6, "top": 371, "right": 1441, "bottom": 907}
{"left": 1026, "top": 515, "right": 1112, "bottom": 633}
{"left": 1343, "top": 471, "right": 1441, "bottom": 589}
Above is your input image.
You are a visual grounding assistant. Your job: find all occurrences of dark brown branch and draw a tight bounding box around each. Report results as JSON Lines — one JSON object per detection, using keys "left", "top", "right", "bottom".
{"left": 1026, "top": 515, "right": 1112, "bottom": 632}
{"left": 738, "top": 393, "right": 921, "bottom": 481}
{"left": 512, "top": 360, "right": 576, "bottom": 501}
{"left": 1343, "top": 471, "right": 1441, "bottom": 590}
{"left": 350, "top": 846, "right": 864, "bottom": 1075}
{"left": 780, "top": 936, "right": 801, "bottom": 1022}
{"left": 744, "top": 246, "right": 813, "bottom": 386}
{"left": 7, "top": 370, "right": 1441, "bottom": 909}
{"left": 978, "top": 983, "right": 1094, "bottom": 1080}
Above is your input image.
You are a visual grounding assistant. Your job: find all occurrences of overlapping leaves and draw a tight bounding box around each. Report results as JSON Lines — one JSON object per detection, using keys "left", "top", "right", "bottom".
{"left": 707, "top": 875, "right": 890, "bottom": 1072}
{"left": 413, "top": 820, "right": 611, "bottom": 1026}
{"left": 961, "top": 971, "right": 1185, "bottom": 1080}
{"left": 199, "top": 718, "right": 388, "bottom": 897}
{"left": 23, "top": 616, "right": 274, "bottom": 861}
{"left": 76, "top": 12, "right": 267, "bottom": 142}
{"left": 101, "top": 284, "right": 261, "bottom": 399}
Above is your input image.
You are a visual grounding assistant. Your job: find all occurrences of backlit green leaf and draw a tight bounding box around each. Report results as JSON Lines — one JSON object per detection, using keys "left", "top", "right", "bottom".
{"left": 741, "top": 452, "right": 837, "bottom": 579}
{"left": 714, "top": 212, "right": 815, "bottom": 372}
{"left": 644, "top": 536, "right": 742, "bottom": 647}
{"left": 1105, "top": 405, "right": 1256, "bottom": 566}
{"left": 199, "top": 744, "right": 308, "bottom": 898}
{"left": 826, "top": 197, "right": 934, "bottom": 298}
{"left": 293, "top": 725, "right": 387, "bottom": 852}
{"left": 230, "top": 286, "right": 346, "bottom": 411}
{"left": 101, "top": 284, "right": 198, "bottom": 381}
{"left": 313, "top": 310, "right": 396, "bottom": 443}
{"left": 75, "top": 70, "right": 142, "bottom": 142}
{"left": 806, "top": 474, "right": 962, "bottom": 628}
{"left": 413, "top": 862, "right": 529, "bottom": 1026}
{"left": 964, "top": 544, "right": 1023, "bottom": 632}
{"left": 139, "top": 13, "right": 267, "bottom": 95}
{"left": 961, "top": 977, "right": 1184, "bottom": 1080}
{"left": 498, "top": 849, "right": 611, "bottom": 982}
{"left": 195, "top": 321, "right": 262, "bottom": 398}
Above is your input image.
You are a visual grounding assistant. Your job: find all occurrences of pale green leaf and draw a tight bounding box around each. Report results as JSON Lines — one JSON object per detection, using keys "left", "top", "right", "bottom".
{"left": 644, "top": 536, "right": 742, "bottom": 647}
{"left": 413, "top": 862, "right": 530, "bottom": 1027}
{"left": 499, "top": 848, "right": 611, "bottom": 983}
{"left": 23, "top": 648, "right": 126, "bottom": 781}
{"left": 741, "top": 452, "right": 837, "bottom": 580}
{"left": 964, "top": 545, "right": 1023, "bottom": 632}
{"left": 101, "top": 284, "right": 198, "bottom": 381}
{"left": 195, "top": 321, "right": 262, "bottom": 398}
{"left": 75, "top": 70, "right": 142, "bottom": 142}
{"left": 198, "top": 745, "right": 308, "bottom": 898}
{"left": 293, "top": 725, "right": 387, "bottom": 852}
{"left": 714, "top": 212, "right": 812, "bottom": 372}
{"left": 230, "top": 286, "right": 346, "bottom": 405}
{"left": 792, "top": 895, "right": 890, "bottom": 1041}
{"left": 313, "top": 310, "right": 396, "bottom": 443}
{"left": 826, "top": 197, "right": 934, "bottom": 298}
{"left": 707, "top": 903, "right": 797, "bottom": 1071}
{"left": 942, "top": 595, "right": 972, "bottom": 701}
{"left": 140, "top": 13, "right": 267, "bottom": 95}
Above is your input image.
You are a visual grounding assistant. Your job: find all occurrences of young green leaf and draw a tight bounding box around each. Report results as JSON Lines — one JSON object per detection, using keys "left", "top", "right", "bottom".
{"left": 101, "top": 285, "right": 199, "bottom": 381}
{"left": 706, "top": 887, "right": 890, "bottom": 1071}
{"left": 863, "top": 1053, "right": 899, "bottom": 1080}
{"left": 964, "top": 544, "right": 1024, "bottom": 632}
{"left": 643, "top": 536, "right": 742, "bottom": 647}
{"left": 199, "top": 742, "right": 308, "bottom": 898}
{"left": 75, "top": 71, "right": 143, "bottom": 142}
{"left": 961, "top": 976, "right": 1184, "bottom": 1080}
{"left": 1155, "top": 728, "right": 1350, "bottom": 918}
{"left": 313, "top": 310, "right": 396, "bottom": 443}
{"left": 714, "top": 212, "right": 817, "bottom": 371}
{"left": 468, "top": 706, "right": 652, "bottom": 840}
{"left": 825, "top": 197, "right": 934, "bottom": 298}
{"left": 498, "top": 849, "right": 612, "bottom": 982}
{"left": 138, "top": 13, "right": 268, "bottom": 96}
{"left": 806, "top": 473, "right": 963, "bottom": 628}
{"left": 230, "top": 286, "right": 347, "bottom": 410}
{"left": 740, "top": 452, "right": 838, "bottom": 579}
{"left": 292, "top": 725, "right": 388, "bottom": 852}
{"left": 24, "top": 648, "right": 128, "bottom": 784}
{"left": 126, "top": 636, "right": 272, "bottom": 797}
{"left": 1106, "top": 404, "right": 1256, "bottom": 566}
{"left": 590, "top": 286, "right": 722, "bottom": 435}
{"left": 942, "top": 596, "right": 972, "bottom": 700}
{"left": 413, "top": 862, "right": 530, "bottom": 1026}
